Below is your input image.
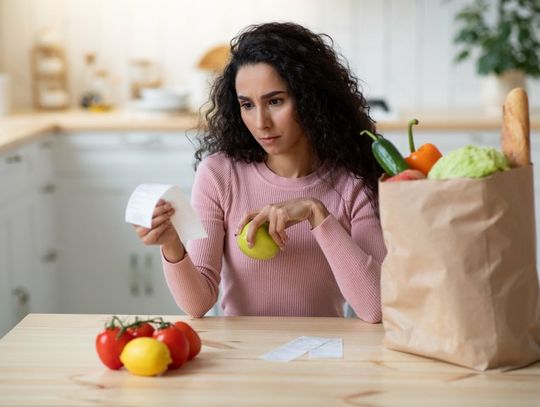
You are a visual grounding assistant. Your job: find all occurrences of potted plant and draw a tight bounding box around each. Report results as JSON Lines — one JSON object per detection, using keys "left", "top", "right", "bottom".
{"left": 452, "top": 0, "right": 540, "bottom": 112}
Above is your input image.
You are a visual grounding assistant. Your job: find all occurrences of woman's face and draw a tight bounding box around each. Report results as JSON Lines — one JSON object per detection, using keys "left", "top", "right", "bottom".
{"left": 235, "top": 63, "right": 310, "bottom": 157}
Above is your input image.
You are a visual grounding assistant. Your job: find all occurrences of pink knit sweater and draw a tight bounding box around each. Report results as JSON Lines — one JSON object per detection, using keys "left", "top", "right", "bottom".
{"left": 161, "top": 153, "right": 386, "bottom": 322}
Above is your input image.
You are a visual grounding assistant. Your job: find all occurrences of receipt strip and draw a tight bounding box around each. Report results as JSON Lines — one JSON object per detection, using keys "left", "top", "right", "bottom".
{"left": 259, "top": 336, "right": 343, "bottom": 362}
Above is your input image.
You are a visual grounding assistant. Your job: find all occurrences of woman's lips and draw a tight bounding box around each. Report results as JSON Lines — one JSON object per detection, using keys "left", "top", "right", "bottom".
{"left": 259, "top": 136, "right": 280, "bottom": 145}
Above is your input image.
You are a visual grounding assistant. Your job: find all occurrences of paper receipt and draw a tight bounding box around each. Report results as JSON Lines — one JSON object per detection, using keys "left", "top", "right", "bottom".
{"left": 125, "top": 184, "right": 207, "bottom": 244}
{"left": 308, "top": 338, "right": 343, "bottom": 359}
{"left": 259, "top": 336, "right": 344, "bottom": 362}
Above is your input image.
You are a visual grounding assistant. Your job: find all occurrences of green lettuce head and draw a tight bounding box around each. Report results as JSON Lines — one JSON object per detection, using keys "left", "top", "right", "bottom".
{"left": 428, "top": 145, "right": 510, "bottom": 180}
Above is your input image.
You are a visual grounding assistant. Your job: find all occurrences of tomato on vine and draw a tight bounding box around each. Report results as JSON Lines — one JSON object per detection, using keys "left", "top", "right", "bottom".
{"left": 95, "top": 316, "right": 200, "bottom": 372}
{"left": 126, "top": 320, "right": 155, "bottom": 338}
{"left": 95, "top": 317, "right": 134, "bottom": 370}
{"left": 153, "top": 324, "right": 190, "bottom": 369}
{"left": 174, "top": 321, "right": 202, "bottom": 360}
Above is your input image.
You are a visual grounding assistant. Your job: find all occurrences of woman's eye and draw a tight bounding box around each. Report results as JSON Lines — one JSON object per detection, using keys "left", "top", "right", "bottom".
{"left": 269, "top": 98, "right": 283, "bottom": 106}
{"left": 240, "top": 102, "right": 253, "bottom": 109}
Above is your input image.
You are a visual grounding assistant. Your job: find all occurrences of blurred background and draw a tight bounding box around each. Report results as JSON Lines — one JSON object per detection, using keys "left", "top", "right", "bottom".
{"left": 1, "top": 0, "right": 540, "bottom": 336}
{"left": 1, "top": 0, "right": 539, "bottom": 113}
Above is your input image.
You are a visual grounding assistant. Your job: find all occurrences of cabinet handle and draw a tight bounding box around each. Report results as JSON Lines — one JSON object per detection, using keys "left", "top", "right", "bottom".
{"left": 129, "top": 254, "right": 140, "bottom": 296}
{"left": 41, "top": 183, "right": 56, "bottom": 194}
{"left": 42, "top": 250, "right": 58, "bottom": 263}
{"left": 5, "top": 154, "right": 22, "bottom": 164}
{"left": 12, "top": 286, "right": 29, "bottom": 305}
{"left": 143, "top": 253, "right": 154, "bottom": 296}
{"left": 12, "top": 286, "right": 30, "bottom": 322}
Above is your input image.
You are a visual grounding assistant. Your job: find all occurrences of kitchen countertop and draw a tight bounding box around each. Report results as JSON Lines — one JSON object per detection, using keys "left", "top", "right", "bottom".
{"left": 0, "top": 314, "right": 538, "bottom": 406}
{"left": 0, "top": 109, "right": 201, "bottom": 153}
{"left": 1, "top": 108, "right": 540, "bottom": 154}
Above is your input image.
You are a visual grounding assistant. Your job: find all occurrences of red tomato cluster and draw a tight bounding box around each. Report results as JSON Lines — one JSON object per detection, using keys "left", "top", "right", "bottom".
{"left": 95, "top": 316, "right": 201, "bottom": 372}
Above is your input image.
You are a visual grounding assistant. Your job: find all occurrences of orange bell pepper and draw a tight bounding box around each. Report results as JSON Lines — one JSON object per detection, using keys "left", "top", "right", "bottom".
{"left": 404, "top": 119, "right": 442, "bottom": 175}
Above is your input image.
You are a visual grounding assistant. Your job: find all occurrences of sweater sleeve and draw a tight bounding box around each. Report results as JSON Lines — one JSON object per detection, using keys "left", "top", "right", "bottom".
{"left": 311, "top": 189, "right": 386, "bottom": 323}
{"left": 161, "top": 156, "right": 227, "bottom": 317}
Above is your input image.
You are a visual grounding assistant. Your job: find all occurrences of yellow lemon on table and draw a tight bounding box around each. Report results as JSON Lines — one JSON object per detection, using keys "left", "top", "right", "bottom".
{"left": 120, "top": 337, "right": 172, "bottom": 376}
{"left": 236, "top": 221, "right": 279, "bottom": 260}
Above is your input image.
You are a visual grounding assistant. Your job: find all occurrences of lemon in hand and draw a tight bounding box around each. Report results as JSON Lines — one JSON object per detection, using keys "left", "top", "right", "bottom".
{"left": 236, "top": 221, "right": 279, "bottom": 260}
{"left": 120, "top": 337, "right": 172, "bottom": 376}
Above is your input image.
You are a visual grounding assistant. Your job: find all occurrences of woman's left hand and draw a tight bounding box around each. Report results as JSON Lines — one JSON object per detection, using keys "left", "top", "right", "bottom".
{"left": 235, "top": 198, "right": 329, "bottom": 249}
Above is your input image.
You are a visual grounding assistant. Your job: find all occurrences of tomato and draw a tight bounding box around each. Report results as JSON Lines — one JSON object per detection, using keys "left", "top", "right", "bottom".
{"left": 153, "top": 326, "right": 189, "bottom": 369}
{"left": 174, "top": 321, "right": 201, "bottom": 360}
{"left": 95, "top": 327, "right": 134, "bottom": 369}
{"left": 126, "top": 322, "right": 155, "bottom": 338}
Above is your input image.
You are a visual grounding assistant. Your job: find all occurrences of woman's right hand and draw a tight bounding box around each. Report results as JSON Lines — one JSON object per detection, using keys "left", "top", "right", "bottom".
{"left": 133, "top": 199, "right": 185, "bottom": 262}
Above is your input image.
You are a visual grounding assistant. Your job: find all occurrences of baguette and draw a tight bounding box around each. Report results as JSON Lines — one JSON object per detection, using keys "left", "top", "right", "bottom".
{"left": 501, "top": 87, "right": 530, "bottom": 167}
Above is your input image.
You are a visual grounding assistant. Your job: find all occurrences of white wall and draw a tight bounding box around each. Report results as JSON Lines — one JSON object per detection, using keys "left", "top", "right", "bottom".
{"left": 1, "top": 0, "right": 539, "bottom": 110}
{"left": 0, "top": 0, "right": 5, "bottom": 72}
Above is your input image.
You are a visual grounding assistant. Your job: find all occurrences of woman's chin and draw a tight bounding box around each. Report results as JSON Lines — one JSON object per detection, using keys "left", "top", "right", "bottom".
{"left": 260, "top": 145, "right": 282, "bottom": 155}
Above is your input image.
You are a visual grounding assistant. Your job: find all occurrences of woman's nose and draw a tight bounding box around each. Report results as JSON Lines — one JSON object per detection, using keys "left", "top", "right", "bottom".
{"left": 256, "top": 107, "right": 271, "bottom": 129}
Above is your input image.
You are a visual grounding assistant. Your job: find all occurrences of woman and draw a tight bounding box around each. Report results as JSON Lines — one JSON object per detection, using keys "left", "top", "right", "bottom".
{"left": 135, "top": 22, "right": 386, "bottom": 322}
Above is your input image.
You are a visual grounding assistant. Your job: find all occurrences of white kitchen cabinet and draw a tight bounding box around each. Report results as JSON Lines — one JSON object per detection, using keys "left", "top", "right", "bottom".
{"left": 0, "top": 208, "right": 12, "bottom": 337}
{"left": 53, "top": 132, "right": 199, "bottom": 316}
{"left": 54, "top": 180, "right": 182, "bottom": 315}
{"left": 53, "top": 132, "right": 197, "bottom": 194}
{"left": 0, "top": 138, "right": 58, "bottom": 338}
{"left": 126, "top": 249, "right": 183, "bottom": 315}
{"left": 4, "top": 193, "right": 38, "bottom": 323}
{"left": 0, "top": 144, "right": 35, "bottom": 205}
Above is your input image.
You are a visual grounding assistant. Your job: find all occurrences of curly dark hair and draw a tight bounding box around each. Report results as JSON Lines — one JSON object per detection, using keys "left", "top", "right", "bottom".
{"left": 195, "top": 22, "right": 383, "bottom": 207}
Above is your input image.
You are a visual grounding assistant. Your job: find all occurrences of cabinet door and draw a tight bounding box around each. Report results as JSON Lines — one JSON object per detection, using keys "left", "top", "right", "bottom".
{"left": 2, "top": 193, "right": 38, "bottom": 331}
{"left": 0, "top": 143, "right": 37, "bottom": 206}
{"left": 55, "top": 132, "right": 198, "bottom": 315}
{"left": 31, "top": 137, "right": 58, "bottom": 312}
{"left": 0, "top": 137, "right": 58, "bottom": 337}
{"left": 56, "top": 182, "right": 133, "bottom": 314}
{"left": 57, "top": 180, "right": 189, "bottom": 315}
{"left": 126, "top": 249, "right": 184, "bottom": 315}
{"left": 0, "top": 206, "right": 12, "bottom": 338}
{"left": 32, "top": 190, "right": 59, "bottom": 312}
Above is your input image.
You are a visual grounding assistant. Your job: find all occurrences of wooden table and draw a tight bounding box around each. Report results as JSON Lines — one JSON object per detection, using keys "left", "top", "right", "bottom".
{"left": 0, "top": 314, "right": 539, "bottom": 406}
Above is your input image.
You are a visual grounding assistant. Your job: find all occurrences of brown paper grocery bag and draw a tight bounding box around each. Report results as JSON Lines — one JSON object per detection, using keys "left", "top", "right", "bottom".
{"left": 379, "top": 166, "right": 540, "bottom": 371}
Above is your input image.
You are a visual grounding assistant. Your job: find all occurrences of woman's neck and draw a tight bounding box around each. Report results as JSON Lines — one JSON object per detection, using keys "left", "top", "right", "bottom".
{"left": 265, "top": 150, "right": 320, "bottom": 178}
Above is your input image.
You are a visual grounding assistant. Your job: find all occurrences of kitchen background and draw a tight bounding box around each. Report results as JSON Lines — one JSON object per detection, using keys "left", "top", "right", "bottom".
{"left": 1, "top": 0, "right": 539, "bottom": 337}
{"left": 1, "top": 0, "right": 539, "bottom": 111}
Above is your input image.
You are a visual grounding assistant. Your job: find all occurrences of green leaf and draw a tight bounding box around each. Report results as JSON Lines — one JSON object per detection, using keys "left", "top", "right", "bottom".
{"left": 455, "top": 49, "right": 471, "bottom": 62}
{"left": 454, "top": 29, "right": 480, "bottom": 44}
{"left": 449, "top": 0, "right": 540, "bottom": 76}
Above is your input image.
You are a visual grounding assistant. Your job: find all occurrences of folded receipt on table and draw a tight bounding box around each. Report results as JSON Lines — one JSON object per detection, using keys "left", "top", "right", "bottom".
{"left": 259, "top": 336, "right": 343, "bottom": 362}
{"left": 125, "top": 184, "right": 207, "bottom": 244}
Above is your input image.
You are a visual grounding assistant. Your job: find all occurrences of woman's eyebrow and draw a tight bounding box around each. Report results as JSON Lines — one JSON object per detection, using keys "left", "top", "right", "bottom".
{"left": 237, "top": 90, "right": 287, "bottom": 101}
